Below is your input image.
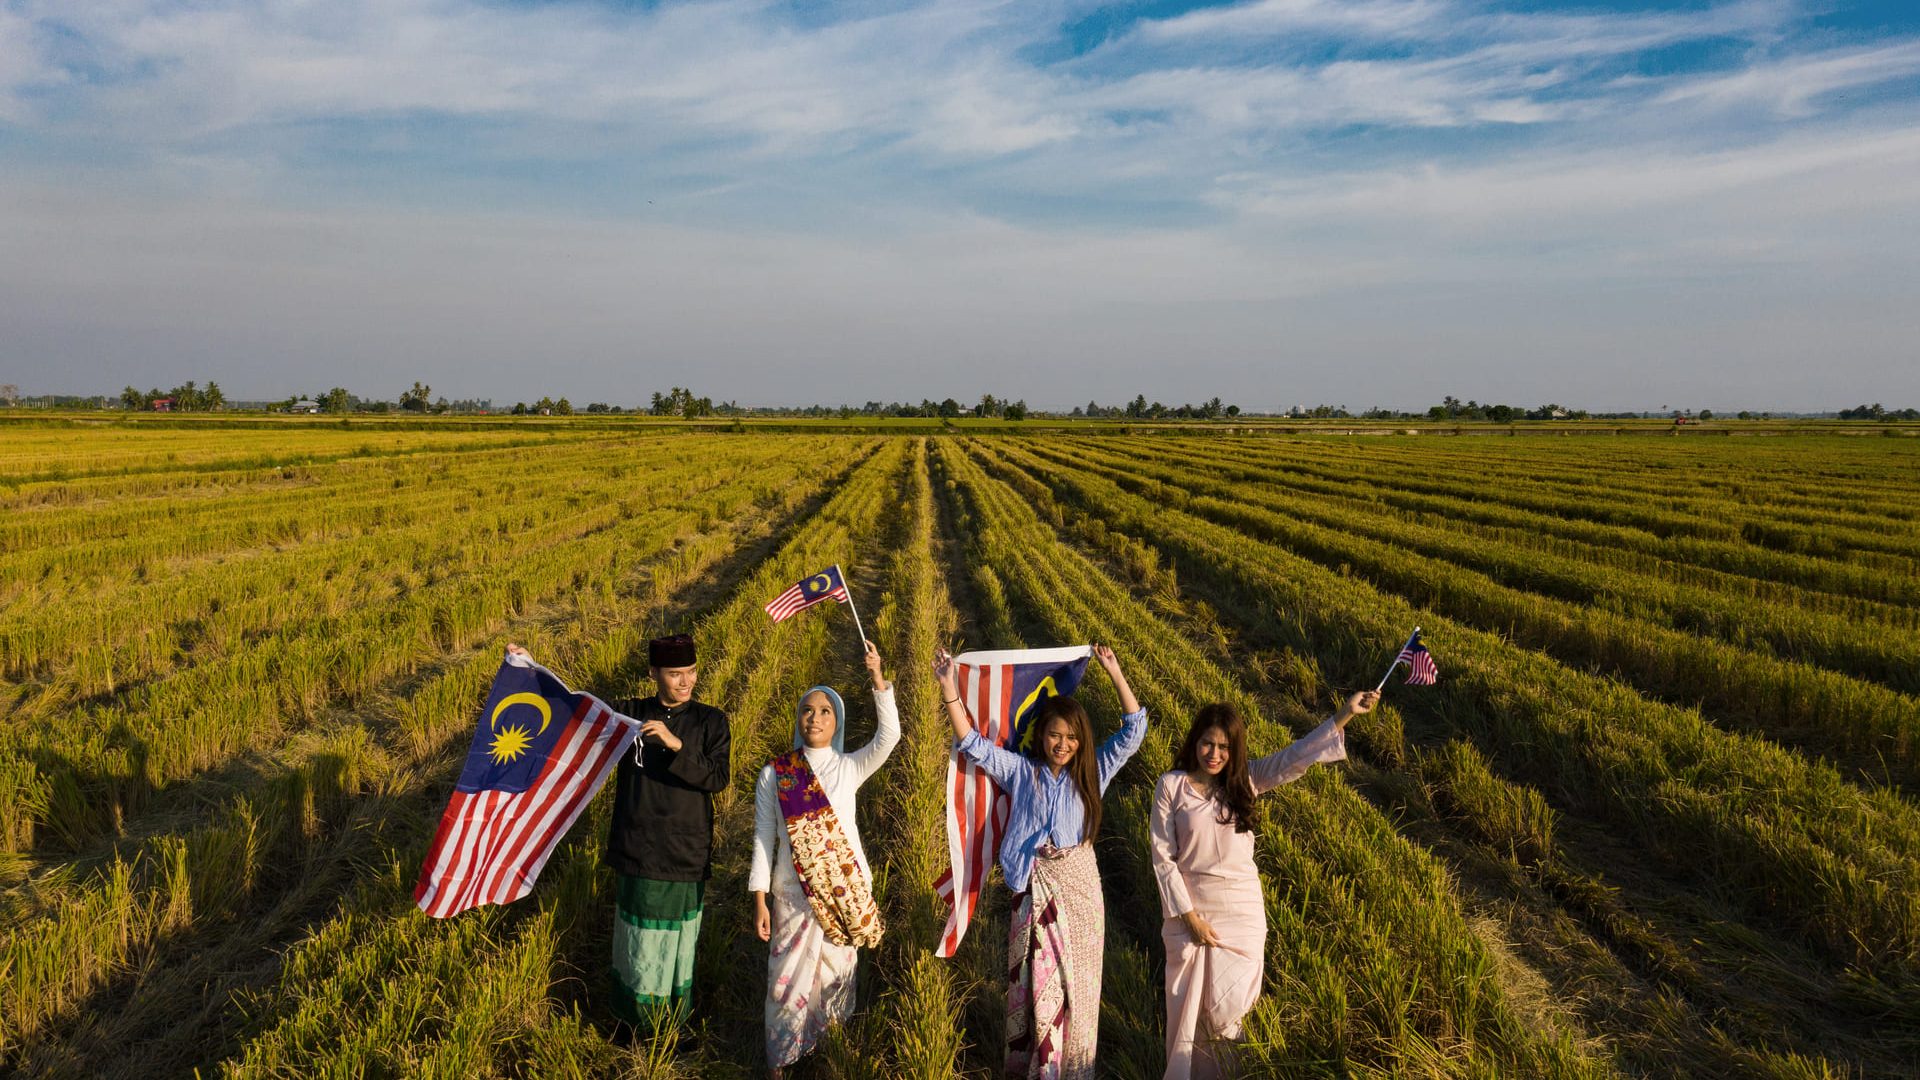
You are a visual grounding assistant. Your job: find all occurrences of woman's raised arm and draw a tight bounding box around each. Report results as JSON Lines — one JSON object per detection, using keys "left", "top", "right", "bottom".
{"left": 1249, "top": 690, "right": 1375, "bottom": 794}
{"left": 937, "top": 646, "right": 1026, "bottom": 786}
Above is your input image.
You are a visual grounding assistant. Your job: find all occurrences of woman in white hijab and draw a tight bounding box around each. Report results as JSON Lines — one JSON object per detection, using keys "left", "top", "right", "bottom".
{"left": 748, "top": 641, "right": 899, "bottom": 1076}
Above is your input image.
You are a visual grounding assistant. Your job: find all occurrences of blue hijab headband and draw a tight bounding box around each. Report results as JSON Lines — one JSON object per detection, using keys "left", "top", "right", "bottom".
{"left": 794, "top": 685, "right": 847, "bottom": 753}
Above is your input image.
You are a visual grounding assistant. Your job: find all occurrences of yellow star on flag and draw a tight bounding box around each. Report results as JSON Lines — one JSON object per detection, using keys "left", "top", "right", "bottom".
{"left": 488, "top": 723, "right": 534, "bottom": 764}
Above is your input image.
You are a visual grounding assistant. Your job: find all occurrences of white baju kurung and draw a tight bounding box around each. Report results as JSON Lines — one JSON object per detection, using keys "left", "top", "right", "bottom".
{"left": 749, "top": 686, "right": 900, "bottom": 1069}
{"left": 1150, "top": 717, "right": 1347, "bottom": 1080}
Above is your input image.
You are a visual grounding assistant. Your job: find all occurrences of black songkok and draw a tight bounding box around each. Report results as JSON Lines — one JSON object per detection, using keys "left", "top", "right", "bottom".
{"left": 648, "top": 634, "right": 697, "bottom": 669}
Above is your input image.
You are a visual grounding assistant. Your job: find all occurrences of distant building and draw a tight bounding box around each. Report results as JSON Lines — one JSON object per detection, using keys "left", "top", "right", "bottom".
{"left": 151, "top": 397, "right": 174, "bottom": 412}
{"left": 290, "top": 399, "right": 322, "bottom": 414}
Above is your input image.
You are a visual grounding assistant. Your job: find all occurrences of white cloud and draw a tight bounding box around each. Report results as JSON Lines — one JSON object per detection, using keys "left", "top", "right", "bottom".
{"left": 5, "top": 108, "right": 1916, "bottom": 410}
{"left": 1191, "top": 121, "right": 1920, "bottom": 329}
{"left": 0, "top": 10, "right": 59, "bottom": 123}
{"left": 1461, "top": 0, "right": 1791, "bottom": 66}
{"left": 3, "top": 1, "right": 1918, "bottom": 408}
{"left": 1654, "top": 40, "right": 1920, "bottom": 117}
{"left": 1217, "top": 124, "right": 1920, "bottom": 228}
{"left": 6, "top": 0, "right": 1063, "bottom": 155}
{"left": 0, "top": 0, "right": 1869, "bottom": 173}
{"left": 1133, "top": 0, "right": 1788, "bottom": 58}
{"left": 1137, "top": 0, "right": 1449, "bottom": 41}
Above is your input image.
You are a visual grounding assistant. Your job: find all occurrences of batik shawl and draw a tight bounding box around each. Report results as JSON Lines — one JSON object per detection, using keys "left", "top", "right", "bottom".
{"left": 773, "top": 748, "right": 884, "bottom": 948}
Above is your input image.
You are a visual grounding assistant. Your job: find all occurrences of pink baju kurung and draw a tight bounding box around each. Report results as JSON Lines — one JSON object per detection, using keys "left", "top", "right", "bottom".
{"left": 1149, "top": 718, "right": 1347, "bottom": 1080}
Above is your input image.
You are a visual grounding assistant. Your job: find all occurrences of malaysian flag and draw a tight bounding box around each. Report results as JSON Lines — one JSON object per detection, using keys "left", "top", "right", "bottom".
{"left": 1394, "top": 631, "right": 1439, "bottom": 685}
{"left": 414, "top": 652, "right": 636, "bottom": 918}
{"left": 933, "top": 645, "right": 1089, "bottom": 957}
{"left": 765, "top": 565, "right": 851, "bottom": 622}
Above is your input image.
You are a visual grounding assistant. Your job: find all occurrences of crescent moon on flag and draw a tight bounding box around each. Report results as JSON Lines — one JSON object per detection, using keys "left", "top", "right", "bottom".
{"left": 490, "top": 692, "right": 552, "bottom": 736}
{"left": 808, "top": 574, "right": 832, "bottom": 593}
{"left": 1013, "top": 676, "right": 1061, "bottom": 751}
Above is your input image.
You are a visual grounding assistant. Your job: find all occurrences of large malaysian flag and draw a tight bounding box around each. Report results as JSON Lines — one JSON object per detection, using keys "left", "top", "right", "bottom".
{"left": 414, "top": 652, "right": 636, "bottom": 918}
{"left": 933, "top": 645, "right": 1090, "bottom": 957}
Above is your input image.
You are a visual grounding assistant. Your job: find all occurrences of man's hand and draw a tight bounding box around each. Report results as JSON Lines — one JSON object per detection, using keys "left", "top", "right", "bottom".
{"left": 639, "top": 719, "right": 683, "bottom": 752}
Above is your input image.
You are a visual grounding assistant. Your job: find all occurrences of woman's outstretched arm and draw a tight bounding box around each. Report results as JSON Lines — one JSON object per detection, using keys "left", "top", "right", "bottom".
{"left": 1249, "top": 690, "right": 1376, "bottom": 794}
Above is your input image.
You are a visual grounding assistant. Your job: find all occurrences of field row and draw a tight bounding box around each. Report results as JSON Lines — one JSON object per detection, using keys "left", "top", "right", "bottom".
{"left": 3, "top": 428, "right": 1915, "bottom": 1078}
{"left": 3, "top": 432, "right": 878, "bottom": 1071}
{"left": 965, "top": 436, "right": 1917, "bottom": 1074}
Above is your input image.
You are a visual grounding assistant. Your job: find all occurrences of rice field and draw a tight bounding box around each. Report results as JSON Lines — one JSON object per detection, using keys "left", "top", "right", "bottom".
{"left": 1, "top": 420, "right": 1916, "bottom": 1078}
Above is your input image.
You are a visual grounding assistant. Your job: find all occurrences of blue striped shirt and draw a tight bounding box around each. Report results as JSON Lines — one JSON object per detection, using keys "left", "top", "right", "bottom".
{"left": 956, "top": 708, "right": 1148, "bottom": 894}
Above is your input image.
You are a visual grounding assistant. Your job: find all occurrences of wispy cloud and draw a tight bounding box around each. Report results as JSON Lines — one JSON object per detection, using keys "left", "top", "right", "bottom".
{"left": 3, "top": 0, "right": 1887, "bottom": 169}
{"left": 1218, "top": 125, "right": 1920, "bottom": 225}
{"left": 1653, "top": 39, "right": 1920, "bottom": 116}
{"left": 2, "top": 1, "right": 1917, "bottom": 407}
{"left": 5, "top": 0, "right": 1048, "bottom": 152}
{"left": 1136, "top": 0, "right": 1451, "bottom": 42}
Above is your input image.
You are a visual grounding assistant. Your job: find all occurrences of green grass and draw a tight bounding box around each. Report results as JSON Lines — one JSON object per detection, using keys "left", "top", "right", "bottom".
{"left": 3, "top": 422, "right": 1915, "bottom": 1078}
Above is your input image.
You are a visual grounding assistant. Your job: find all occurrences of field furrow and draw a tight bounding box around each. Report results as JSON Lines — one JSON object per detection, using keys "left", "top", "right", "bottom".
{"left": 1, "top": 439, "right": 878, "bottom": 1071}
{"left": 973, "top": 438, "right": 1919, "bottom": 1075}
{"left": 5, "top": 422, "right": 1914, "bottom": 1079}
{"left": 1014, "top": 438, "right": 1920, "bottom": 789}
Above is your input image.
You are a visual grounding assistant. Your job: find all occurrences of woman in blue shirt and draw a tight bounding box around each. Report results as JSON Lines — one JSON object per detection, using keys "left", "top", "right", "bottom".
{"left": 935, "top": 643, "right": 1146, "bottom": 1080}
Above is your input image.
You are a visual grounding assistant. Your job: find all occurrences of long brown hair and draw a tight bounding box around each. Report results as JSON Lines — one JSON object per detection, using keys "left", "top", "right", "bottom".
{"left": 1026, "top": 695, "right": 1102, "bottom": 843}
{"left": 1174, "top": 703, "right": 1256, "bottom": 833}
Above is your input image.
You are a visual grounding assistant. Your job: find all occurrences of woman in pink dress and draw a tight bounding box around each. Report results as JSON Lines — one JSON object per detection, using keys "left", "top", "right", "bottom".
{"left": 1149, "top": 692, "right": 1377, "bottom": 1079}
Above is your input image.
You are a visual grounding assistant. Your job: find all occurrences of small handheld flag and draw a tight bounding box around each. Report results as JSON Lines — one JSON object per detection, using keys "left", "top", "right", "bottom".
{"left": 1375, "top": 628, "right": 1439, "bottom": 691}
{"left": 766, "top": 565, "right": 850, "bottom": 621}
{"left": 765, "top": 563, "right": 868, "bottom": 647}
{"left": 414, "top": 652, "right": 637, "bottom": 918}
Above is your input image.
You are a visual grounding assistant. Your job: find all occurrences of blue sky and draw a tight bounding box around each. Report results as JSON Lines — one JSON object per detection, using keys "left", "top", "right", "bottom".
{"left": 2, "top": 0, "right": 1917, "bottom": 410}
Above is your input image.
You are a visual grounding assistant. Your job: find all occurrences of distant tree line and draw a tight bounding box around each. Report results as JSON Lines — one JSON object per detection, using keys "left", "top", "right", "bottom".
{"left": 1838, "top": 403, "right": 1920, "bottom": 421}
{"left": 1415, "top": 397, "right": 1589, "bottom": 422}
{"left": 650, "top": 387, "right": 719, "bottom": 417}
{"left": 120, "top": 381, "right": 227, "bottom": 411}
{"left": 777, "top": 394, "right": 1241, "bottom": 421}
{"left": 1075, "top": 395, "right": 1238, "bottom": 420}
{"left": 2, "top": 391, "right": 117, "bottom": 408}
{"left": 22, "top": 380, "right": 1913, "bottom": 423}
{"left": 1338, "top": 400, "right": 1755, "bottom": 422}
{"left": 274, "top": 383, "right": 495, "bottom": 415}
{"left": 830, "top": 399, "right": 966, "bottom": 418}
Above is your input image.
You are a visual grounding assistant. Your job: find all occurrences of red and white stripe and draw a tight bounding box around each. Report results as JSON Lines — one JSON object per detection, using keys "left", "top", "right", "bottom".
{"left": 414, "top": 695, "right": 637, "bottom": 918}
{"left": 933, "top": 645, "right": 1087, "bottom": 957}
{"left": 1397, "top": 646, "right": 1438, "bottom": 685}
{"left": 764, "top": 580, "right": 848, "bottom": 622}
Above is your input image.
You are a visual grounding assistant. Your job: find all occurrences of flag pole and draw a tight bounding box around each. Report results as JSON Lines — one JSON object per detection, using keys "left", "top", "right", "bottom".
{"left": 836, "top": 564, "right": 870, "bottom": 650}
{"left": 1374, "top": 626, "right": 1420, "bottom": 693}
